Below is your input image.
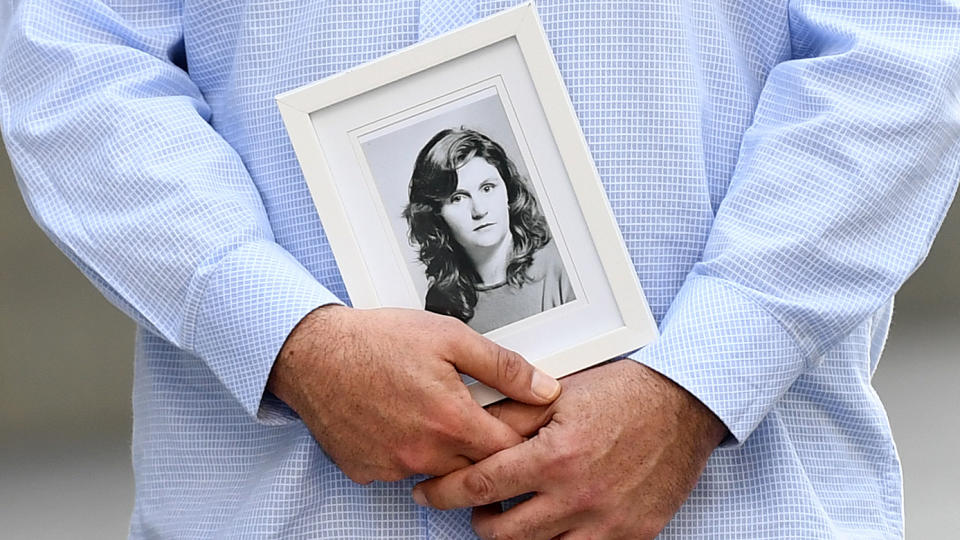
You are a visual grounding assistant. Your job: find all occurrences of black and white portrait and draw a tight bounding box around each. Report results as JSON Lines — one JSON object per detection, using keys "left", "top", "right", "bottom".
{"left": 286, "top": 24, "right": 657, "bottom": 398}
{"left": 360, "top": 90, "right": 576, "bottom": 334}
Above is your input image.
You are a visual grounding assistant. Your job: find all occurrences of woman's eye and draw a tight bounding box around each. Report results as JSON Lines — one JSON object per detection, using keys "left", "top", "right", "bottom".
{"left": 449, "top": 194, "right": 464, "bottom": 203}
{"left": 481, "top": 183, "right": 495, "bottom": 193}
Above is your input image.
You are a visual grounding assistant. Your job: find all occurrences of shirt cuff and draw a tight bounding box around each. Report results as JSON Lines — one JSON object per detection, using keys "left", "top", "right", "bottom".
{"left": 628, "top": 274, "right": 808, "bottom": 445}
{"left": 184, "top": 239, "right": 343, "bottom": 424}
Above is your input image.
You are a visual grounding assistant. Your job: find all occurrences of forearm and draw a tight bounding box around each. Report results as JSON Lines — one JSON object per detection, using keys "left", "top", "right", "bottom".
{"left": 0, "top": 0, "right": 341, "bottom": 421}
{"left": 633, "top": 0, "right": 960, "bottom": 443}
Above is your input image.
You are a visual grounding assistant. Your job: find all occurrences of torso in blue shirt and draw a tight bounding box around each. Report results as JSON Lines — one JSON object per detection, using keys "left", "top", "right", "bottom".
{"left": 5, "top": 1, "right": 960, "bottom": 538}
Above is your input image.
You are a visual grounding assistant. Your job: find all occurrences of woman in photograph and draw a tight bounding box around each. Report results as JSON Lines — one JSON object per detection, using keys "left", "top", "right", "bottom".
{"left": 404, "top": 128, "right": 574, "bottom": 334}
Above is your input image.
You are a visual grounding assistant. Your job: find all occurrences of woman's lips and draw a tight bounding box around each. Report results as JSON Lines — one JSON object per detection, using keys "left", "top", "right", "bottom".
{"left": 473, "top": 222, "right": 495, "bottom": 231}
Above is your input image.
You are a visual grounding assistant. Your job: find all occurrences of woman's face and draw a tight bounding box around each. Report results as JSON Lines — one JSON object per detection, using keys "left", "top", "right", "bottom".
{"left": 440, "top": 156, "right": 510, "bottom": 252}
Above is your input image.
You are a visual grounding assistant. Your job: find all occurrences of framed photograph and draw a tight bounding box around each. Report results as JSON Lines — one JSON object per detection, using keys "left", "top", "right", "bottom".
{"left": 276, "top": 2, "right": 657, "bottom": 405}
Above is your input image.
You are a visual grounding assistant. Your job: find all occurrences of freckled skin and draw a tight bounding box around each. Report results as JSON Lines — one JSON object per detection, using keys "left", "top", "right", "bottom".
{"left": 266, "top": 304, "right": 562, "bottom": 484}
{"left": 415, "top": 360, "right": 728, "bottom": 540}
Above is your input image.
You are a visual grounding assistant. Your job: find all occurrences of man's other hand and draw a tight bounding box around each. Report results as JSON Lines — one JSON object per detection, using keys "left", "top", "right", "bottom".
{"left": 266, "top": 305, "right": 561, "bottom": 484}
{"left": 412, "top": 360, "right": 728, "bottom": 540}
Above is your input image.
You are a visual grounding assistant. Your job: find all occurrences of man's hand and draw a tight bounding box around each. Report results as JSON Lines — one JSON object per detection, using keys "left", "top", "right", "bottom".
{"left": 267, "top": 305, "right": 561, "bottom": 485}
{"left": 411, "top": 360, "right": 728, "bottom": 540}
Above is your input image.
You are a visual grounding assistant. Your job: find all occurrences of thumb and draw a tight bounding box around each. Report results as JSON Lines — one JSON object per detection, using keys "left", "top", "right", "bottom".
{"left": 449, "top": 332, "right": 561, "bottom": 406}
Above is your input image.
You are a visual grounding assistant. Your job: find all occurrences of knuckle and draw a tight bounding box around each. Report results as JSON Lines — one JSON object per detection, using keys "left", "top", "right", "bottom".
{"left": 433, "top": 317, "right": 460, "bottom": 350}
{"left": 569, "top": 485, "right": 602, "bottom": 513}
{"left": 496, "top": 347, "right": 524, "bottom": 385}
{"left": 393, "top": 445, "right": 430, "bottom": 474}
{"left": 442, "top": 314, "right": 469, "bottom": 336}
{"left": 463, "top": 468, "right": 497, "bottom": 505}
{"left": 534, "top": 427, "right": 584, "bottom": 478}
{"left": 427, "top": 401, "right": 470, "bottom": 443}
{"left": 554, "top": 434, "right": 583, "bottom": 465}
{"left": 443, "top": 420, "right": 470, "bottom": 446}
{"left": 536, "top": 425, "right": 572, "bottom": 459}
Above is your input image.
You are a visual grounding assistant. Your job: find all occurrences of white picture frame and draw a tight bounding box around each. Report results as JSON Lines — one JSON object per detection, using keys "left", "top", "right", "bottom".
{"left": 276, "top": 2, "right": 657, "bottom": 405}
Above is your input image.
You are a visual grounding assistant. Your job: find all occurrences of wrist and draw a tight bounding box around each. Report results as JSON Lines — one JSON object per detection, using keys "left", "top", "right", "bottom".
{"left": 686, "top": 393, "right": 729, "bottom": 449}
{"left": 668, "top": 375, "right": 729, "bottom": 449}
{"left": 618, "top": 359, "right": 729, "bottom": 449}
{"left": 267, "top": 303, "right": 350, "bottom": 410}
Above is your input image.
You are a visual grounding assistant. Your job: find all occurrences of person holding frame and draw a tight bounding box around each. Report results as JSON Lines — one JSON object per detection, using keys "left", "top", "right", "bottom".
{"left": 2, "top": 1, "right": 959, "bottom": 539}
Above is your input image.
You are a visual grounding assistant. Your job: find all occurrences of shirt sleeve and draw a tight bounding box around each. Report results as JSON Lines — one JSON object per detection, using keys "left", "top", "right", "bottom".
{"left": 630, "top": 1, "right": 960, "bottom": 444}
{"left": 0, "top": 0, "right": 342, "bottom": 423}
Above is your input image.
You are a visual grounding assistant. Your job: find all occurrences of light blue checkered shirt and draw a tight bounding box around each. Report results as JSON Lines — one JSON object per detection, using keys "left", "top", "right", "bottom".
{"left": 3, "top": 1, "right": 959, "bottom": 538}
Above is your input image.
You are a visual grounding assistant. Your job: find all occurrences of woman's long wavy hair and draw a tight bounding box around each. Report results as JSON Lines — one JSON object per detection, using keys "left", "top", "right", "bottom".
{"left": 403, "top": 128, "right": 550, "bottom": 324}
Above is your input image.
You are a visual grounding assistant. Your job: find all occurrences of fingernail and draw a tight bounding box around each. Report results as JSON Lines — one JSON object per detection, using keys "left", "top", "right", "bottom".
{"left": 412, "top": 487, "right": 428, "bottom": 507}
{"left": 531, "top": 368, "right": 560, "bottom": 400}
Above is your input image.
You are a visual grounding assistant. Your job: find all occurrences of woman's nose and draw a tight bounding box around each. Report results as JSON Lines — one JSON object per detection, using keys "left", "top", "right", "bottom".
{"left": 471, "top": 201, "right": 487, "bottom": 219}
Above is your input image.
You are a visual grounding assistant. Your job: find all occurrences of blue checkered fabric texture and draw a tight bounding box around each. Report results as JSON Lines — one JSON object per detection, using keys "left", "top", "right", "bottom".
{"left": 3, "top": 0, "right": 959, "bottom": 538}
